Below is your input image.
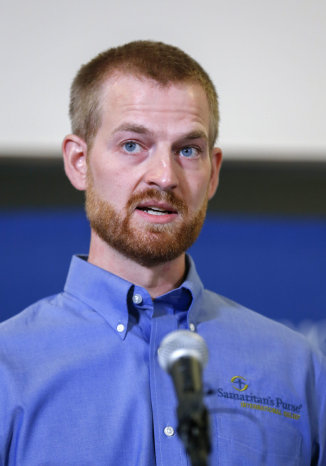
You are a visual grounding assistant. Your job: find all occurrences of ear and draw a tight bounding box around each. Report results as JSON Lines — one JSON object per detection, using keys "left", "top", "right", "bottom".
{"left": 62, "top": 134, "right": 88, "bottom": 191}
{"left": 207, "top": 147, "right": 223, "bottom": 200}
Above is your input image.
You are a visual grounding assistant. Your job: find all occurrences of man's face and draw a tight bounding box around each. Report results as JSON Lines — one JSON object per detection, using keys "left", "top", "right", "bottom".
{"left": 85, "top": 74, "right": 221, "bottom": 267}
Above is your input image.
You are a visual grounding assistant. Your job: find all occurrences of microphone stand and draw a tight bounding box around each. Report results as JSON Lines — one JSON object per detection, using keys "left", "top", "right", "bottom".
{"left": 170, "top": 357, "right": 211, "bottom": 466}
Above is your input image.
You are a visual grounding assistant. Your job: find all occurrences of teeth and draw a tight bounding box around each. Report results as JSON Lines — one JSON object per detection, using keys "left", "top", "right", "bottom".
{"left": 144, "top": 207, "right": 168, "bottom": 215}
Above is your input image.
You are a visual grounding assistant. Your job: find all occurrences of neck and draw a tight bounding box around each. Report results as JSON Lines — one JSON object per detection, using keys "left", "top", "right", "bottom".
{"left": 87, "top": 231, "right": 187, "bottom": 298}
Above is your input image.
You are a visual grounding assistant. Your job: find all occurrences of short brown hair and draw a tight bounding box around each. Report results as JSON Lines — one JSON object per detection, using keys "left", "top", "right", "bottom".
{"left": 69, "top": 40, "right": 219, "bottom": 149}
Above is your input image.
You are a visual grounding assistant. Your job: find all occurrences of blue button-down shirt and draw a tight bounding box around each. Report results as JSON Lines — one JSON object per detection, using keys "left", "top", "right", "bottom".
{"left": 0, "top": 255, "right": 325, "bottom": 465}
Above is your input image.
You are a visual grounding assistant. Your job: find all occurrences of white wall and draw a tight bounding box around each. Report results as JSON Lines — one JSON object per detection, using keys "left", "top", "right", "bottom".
{"left": 1, "top": 0, "right": 325, "bottom": 160}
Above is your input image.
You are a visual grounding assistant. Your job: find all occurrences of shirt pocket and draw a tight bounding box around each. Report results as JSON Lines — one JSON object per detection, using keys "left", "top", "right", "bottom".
{"left": 209, "top": 410, "right": 303, "bottom": 466}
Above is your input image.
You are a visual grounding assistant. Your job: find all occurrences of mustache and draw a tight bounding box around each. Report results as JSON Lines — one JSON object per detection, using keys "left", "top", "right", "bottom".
{"left": 127, "top": 189, "right": 187, "bottom": 213}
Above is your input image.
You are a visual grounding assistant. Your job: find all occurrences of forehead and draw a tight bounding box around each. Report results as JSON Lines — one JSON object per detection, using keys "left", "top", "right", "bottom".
{"left": 97, "top": 73, "right": 211, "bottom": 134}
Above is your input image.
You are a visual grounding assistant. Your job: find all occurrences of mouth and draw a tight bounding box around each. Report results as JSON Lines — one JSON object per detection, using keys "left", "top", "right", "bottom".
{"left": 135, "top": 202, "right": 178, "bottom": 222}
{"left": 137, "top": 205, "right": 177, "bottom": 216}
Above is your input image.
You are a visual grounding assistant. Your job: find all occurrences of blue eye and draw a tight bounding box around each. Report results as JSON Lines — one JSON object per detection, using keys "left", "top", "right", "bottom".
{"left": 123, "top": 141, "right": 141, "bottom": 153}
{"left": 180, "top": 146, "right": 198, "bottom": 158}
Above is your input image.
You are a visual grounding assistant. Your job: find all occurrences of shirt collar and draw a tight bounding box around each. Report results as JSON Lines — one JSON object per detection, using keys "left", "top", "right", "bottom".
{"left": 64, "top": 255, "right": 131, "bottom": 337}
{"left": 64, "top": 255, "right": 204, "bottom": 339}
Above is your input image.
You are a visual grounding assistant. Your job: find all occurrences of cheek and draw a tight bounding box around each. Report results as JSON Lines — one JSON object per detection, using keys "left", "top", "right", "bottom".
{"left": 97, "top": 175, "right": 136, "bottom": 213}
{"left": 91, "top": 162, "right": 124, "bottom": 194}
{"left": 187, "top": 176, "right": 211, "bottom": 205}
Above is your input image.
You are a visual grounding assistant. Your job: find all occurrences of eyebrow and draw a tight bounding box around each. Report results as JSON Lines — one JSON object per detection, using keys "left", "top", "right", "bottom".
{"left": 112, "top": 124, "right": 208, "bottom": 142}
{"left": 112, "top": 124, "right": 152, "bottom": 136}
{"left": 181, "top": 130, "right": 208, "bottom": 141}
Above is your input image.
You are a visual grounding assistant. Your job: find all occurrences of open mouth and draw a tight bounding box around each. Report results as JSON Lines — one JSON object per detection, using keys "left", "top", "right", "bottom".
{"left": 137, "top": 206, "right": 176, "bottom": 216}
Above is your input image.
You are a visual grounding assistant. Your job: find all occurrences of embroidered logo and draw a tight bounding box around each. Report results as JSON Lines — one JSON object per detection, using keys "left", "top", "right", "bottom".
{"left": 206, "top": 375, "right": 303, "bottom": 421}
{"left": 231, "top": 375, "right": 248, "bottom": 391}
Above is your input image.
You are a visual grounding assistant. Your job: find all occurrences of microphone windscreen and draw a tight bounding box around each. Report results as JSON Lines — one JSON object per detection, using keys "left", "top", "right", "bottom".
{"left": 158, "top": 329, "right": 208, "bottom": 372}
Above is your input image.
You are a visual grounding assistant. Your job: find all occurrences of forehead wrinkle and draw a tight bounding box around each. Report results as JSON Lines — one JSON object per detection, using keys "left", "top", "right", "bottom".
{"left": 117, "top": 102, "right": 204, "bottom": 117}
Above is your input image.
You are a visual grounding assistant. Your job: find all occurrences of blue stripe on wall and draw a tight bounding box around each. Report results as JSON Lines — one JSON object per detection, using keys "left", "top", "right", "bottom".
{"left": 190, "top": 215, "right": 326, "bottom": 324}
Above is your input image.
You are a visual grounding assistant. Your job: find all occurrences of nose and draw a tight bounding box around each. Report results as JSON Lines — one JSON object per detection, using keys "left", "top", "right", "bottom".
{"left": 144, "top": 147, "right": 178, "bottom": 191}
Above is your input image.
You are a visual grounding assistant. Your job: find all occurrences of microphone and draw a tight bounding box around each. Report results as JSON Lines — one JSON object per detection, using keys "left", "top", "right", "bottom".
{"left": 158, "top": 330, "right": 211, "bottom": 466}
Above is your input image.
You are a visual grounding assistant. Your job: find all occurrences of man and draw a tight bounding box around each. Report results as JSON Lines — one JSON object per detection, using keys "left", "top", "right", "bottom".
{"left": 0, "top": 41, "right": 325, "bottom": 465}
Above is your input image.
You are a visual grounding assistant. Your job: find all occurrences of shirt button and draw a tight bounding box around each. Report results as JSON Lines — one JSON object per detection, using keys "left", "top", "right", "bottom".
{"left": 189, "top": 322, "right": 196, "bottom": 332}
{"left": 164, "top": 426, "right": 175, "bottom": 437}
{"left": 132, "top": 293, "right": 143, "bottom": 305}
{"left": 116, "top": 323, "right": 125, "bottom": 333}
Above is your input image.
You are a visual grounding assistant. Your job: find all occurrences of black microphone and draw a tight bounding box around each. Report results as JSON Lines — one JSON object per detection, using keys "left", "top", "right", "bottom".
{"left": 158, "top": 330, "right": 211, "bottom": 466}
